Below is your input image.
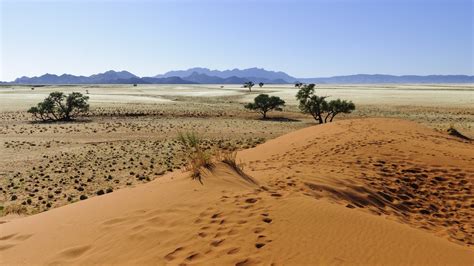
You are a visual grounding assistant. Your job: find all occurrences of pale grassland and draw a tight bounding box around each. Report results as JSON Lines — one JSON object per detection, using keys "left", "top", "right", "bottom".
{"left": 0, "top": 83, "right": 472, "bottom": 216}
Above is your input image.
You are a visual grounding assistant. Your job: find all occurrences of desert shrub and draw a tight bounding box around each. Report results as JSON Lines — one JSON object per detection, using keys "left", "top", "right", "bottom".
{"left": 296, "top": 84, "right": 355, "bottom": 123}
{"left": 27, "top": 91, "right": 89, "bottom": 122}
{"left": 258, "top": 82, "right": 264, "bottom": 88}
{"left": 177, "top": 131, "right": 214, "bottom": 183}
{"left": 244, "top": 94, "right": 285, "bottom": 119}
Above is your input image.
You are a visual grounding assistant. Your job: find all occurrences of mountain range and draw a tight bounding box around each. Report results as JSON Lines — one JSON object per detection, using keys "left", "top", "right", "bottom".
{"left": 3, "top": 68, "right": 473, "bottom": 84}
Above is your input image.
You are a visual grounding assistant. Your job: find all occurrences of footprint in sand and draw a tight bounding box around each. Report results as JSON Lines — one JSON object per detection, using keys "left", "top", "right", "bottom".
{"left": 57, "top": 245, "right": 92, "bottom": 259}
{"left": 164, "top": 246, "right": 185, "bottom": 261}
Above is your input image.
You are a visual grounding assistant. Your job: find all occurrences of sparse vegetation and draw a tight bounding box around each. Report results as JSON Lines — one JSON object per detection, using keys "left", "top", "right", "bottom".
{"left": 296, "top": 84, "right": 355, "bottom": 123}
{"left": 259, "top": 82, "right": 264, "bottom": 88}
{"left": 244, "top": 94, "right": 286, "bottom": 119}
{"left": 2, "top": 204, "right": 28, "bottom": 216}
{"left": 177, "top": 131, "right": 214, "bottom": 183}
{"left": 27, "top": 91, "right": 89, "bottom": 122}
{"left": 219, "top": 150, "right": 256, "bottom": 184}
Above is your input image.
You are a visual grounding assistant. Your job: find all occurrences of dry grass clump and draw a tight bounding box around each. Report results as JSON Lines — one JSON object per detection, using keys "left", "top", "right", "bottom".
{"left": 2, "top": 204, "right": 28, "bottom": 216}
{"left": 177, "top": 131, "right": 214, "bottom": 183}
{"left": 218, "top": 150, "right": 257, "bottom": 184}
{"left": 178, "top": 132, "right": 256, "bottom": 184}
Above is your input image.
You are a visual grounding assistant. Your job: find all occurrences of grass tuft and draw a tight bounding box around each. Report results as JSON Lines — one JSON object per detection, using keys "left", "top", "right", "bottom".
{"left": 2, "top": 204, "right": 28, "bottom": 216}
{"left": 218, "top": 150, "right": 257, "bottom": 184}
{"left": 177, "top": 131, "right": 214, "bottom": 183}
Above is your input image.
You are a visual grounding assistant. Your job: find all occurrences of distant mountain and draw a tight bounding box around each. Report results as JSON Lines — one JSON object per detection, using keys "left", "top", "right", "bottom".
{"left": 180, "top": 72, "right": 287, "bottom": 84}
{"left": 298, "top": 74, "right": 474, "bottom": 84}
{"left": 140, "top": 76, "right": 198, "bottom": 84}
{"left": 156, "top": 67, "right": 297, "bottom": 83}
{"left": 88, "top": 70, "right": 138, "bottom": 83}
{"left": 4, "top": 69, "right": 473, "bottom": 85}
{"left": 13, "top": 73, "right": 90, "bottom": 84}
{"left": 8, "top": 70, "right": 197, "bottom": 85}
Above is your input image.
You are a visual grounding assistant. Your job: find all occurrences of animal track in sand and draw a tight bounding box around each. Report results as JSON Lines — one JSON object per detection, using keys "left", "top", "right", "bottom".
{"left": 0, "top": 233, "right": 33, "bottom": 251}
{"left": 57, "top": 245, "right": 92, "bottom": 259}
{"left": 164, "top": 246, "right": 185, "bottom": 261}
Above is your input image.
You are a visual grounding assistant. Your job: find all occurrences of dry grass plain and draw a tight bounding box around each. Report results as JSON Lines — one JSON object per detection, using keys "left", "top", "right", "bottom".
{"left": 0, "top": 83, "right": 472, "bottom": 216}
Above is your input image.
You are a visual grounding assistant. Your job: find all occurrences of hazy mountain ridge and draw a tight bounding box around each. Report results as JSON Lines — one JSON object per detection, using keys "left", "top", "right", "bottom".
{"left": 299, "top": 74, "right": 474, "bottom": 84}
{"left": 3, "top": 68, "right": 473, "bottom": 84}
{"left": 156, "top": 67, "right": 296, "bottom": 82}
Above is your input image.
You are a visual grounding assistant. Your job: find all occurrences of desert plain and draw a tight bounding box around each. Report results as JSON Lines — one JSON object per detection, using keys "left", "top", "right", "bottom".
{"left": 0, "top": 83, "right": 473, "bottom": 265}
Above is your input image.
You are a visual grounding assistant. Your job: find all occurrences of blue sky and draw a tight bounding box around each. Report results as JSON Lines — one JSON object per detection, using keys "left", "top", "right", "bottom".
{"left": 0, "top": 0, "right": 472, "bottom": 81}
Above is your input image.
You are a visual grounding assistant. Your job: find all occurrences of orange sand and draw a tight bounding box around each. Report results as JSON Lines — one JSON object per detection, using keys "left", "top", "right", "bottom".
{"left": 1, "top": 118, "right": 473, "bottom": 265}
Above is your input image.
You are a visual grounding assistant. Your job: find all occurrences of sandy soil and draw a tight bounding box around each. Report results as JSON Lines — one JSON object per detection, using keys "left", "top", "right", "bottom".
{"left": 0, "top": 84, "right": 473, "bottom": 264}
{"left": 0, "top": 118, "right": 472, "bottom": 265}
{"left": 1, "top": 85, "right": 473, "bottom": 216}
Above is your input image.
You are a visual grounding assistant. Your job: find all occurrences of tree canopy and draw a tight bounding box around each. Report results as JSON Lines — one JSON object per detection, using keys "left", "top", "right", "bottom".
{"left": 296, "top": 84, "right": 355, "bottom": 123}
{"left": 244, "top": 94, "right": 285, "bottom": 119}
{"left": 28, "top": 91, "right": 89, "bottom": 122}
{"left": 243, "top": 81, "right": 255, "bottom": 92}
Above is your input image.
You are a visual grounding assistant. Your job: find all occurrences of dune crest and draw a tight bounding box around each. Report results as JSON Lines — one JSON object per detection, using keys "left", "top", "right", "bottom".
{"left": 1, "top": 118, "right": 473, "bottom": 265}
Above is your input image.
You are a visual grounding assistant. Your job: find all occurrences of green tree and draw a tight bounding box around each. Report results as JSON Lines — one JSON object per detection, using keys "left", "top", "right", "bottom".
{"left": 28, "top": 91, "right": 89, "bottom": 122}
{"left": 325, "top": 99, "right": 356, "bottom": 122}
{"left": 296, "top": 84, "right": 355, "bottom": 124}
{"left": 294, "top": 82, "right": 304, "bottom": 88}
{"left": 244, "top": 94, "right": 285, "bottom": 119}
{"left": 259, "top": 82, "right": 264, "bottom": 88}
{"left": 243, "top": 81, "right": 255, "bottom": 92}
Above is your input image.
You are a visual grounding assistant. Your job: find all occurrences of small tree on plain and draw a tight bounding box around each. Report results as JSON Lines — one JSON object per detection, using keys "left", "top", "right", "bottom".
{"left": 296, "top": 84, "right": 354, "bottom": 124}
{"left": 243, "top": 81, "right": 255, "bottom": 92}
{"left": 325, "top": 99, "right": 355, "bottom": 122}
{"left": 259, "top": 82, "right": 264, "bottom": 88}
{"left": 28, "top": 91, "right": 89, "bottom": 122}
{"left": 244, "top": 94, "right": 285, "bottom": 119}
{"left": 294, "top": 82, "right": 304, "bottom": 88}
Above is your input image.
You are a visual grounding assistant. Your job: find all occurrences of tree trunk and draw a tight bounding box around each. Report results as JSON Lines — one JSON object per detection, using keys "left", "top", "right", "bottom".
{"left": 324, "top": 112, "right": 332, "bottom": 123}
{"left": 317, "top": 113, "right": 324, "bottom": 124}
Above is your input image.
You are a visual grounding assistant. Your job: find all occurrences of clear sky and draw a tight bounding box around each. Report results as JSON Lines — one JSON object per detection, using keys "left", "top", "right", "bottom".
{"left": 0, "top": 0, "right": 472, "bottom": 81}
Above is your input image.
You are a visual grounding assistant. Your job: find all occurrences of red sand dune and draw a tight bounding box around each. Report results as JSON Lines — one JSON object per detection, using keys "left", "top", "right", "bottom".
{"left": 1, "top": 118, "right": 473, "bottom": 265}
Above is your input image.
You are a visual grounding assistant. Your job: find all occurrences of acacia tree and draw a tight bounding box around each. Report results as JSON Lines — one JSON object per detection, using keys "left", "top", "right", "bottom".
{"left": 28, "top": 91, "right": 89, "bottom": 122}
{"left": 244, "top": 94, "right": 285, "bottom": 119}
{"left": 294, "top": 82, "right": 304, "bottom": 88}
{"left": 325, "top": 99, "right": 356, "bottom": 122}
{"left": 296, "top": 84, "right": 354, "bottom": 124}
{"left": 259, "top": 82, "right": 264, "bottom": 88}
{"left": 243, "top": 81, "right": 255, "bottom": 92}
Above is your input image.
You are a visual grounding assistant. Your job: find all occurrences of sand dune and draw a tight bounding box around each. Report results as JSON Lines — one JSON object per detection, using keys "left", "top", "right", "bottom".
{"left": 1, "top": 118, "right": 473, "bottom": 265}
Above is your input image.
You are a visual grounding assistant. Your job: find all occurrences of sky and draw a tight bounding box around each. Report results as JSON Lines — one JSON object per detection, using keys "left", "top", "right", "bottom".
{"left": 0, "top": 0, "right": 472, "bottom": 81}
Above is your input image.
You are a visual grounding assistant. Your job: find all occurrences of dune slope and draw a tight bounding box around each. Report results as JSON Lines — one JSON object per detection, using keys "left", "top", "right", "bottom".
{"left": 1, "top": 118, "right": 473, "bottom": 265}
